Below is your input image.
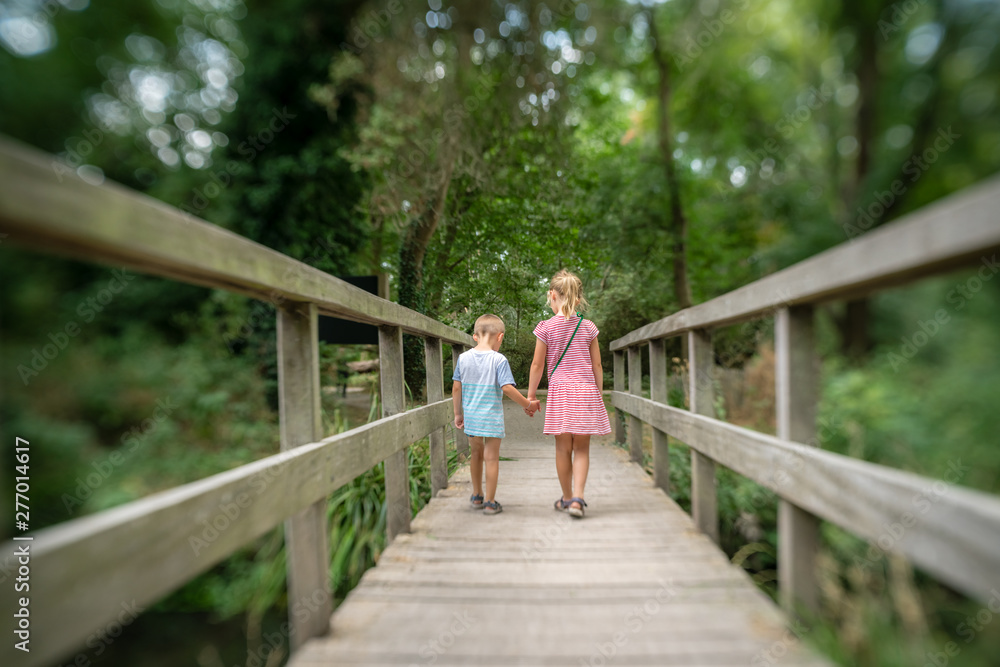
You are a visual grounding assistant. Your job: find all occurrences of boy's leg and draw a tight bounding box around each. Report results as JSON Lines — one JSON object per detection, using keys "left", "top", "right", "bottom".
{"left": 483, "top": 437, "right": 502, "bottom": 502}
{"left": 570, "top": 434, "right": 591, "bottom": 508}
{"left": 469, "top": 436, "right": 485, "bottom": 500}
{"left": 554, "top": 433, "right": 573, "bottom": 502}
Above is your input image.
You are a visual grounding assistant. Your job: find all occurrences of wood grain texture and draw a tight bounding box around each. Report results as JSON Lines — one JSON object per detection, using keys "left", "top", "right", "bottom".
{"left": 611, "top": 391, "right": 1000, "bottom": 603}
{"left": 277, "top": 302, "right": 332, "bottom": 648}
{"left": 0, "top": 400, "right": 452, "bottom": 667}
{"left": 425, "top": 337, "right": 448, "bottom": 496}
{"left": 627, "top": 346, "right": 643, "bottom": 463}
{"left": 380, "top": 326, "right": 410, "bottom": 540}
{"left": 648, "top": 339, "right": 670, "bottom": 494}
{"left": 288, "top": 402, "right": 831, "bottom": 667}
{"left": 0, "top": 136, "right": 473, "bottom": 346}
{"left": 610, "top": 174, "right": 1000, "bottom": 350}
{"left": 688, "top": 330, "right": 719, "bottom": 544}
{"left": 775, "top": 307, "right": 821, "bottom": 615}
{"left": 613, "top": 350, "right": 626, "bottom": 444}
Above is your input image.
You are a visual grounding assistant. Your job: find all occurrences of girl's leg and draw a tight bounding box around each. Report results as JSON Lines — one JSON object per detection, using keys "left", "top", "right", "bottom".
{"left": 469, "top": 436, "right": 485, "bottom": 499}
{"left": 483, "top": 437, "right": 501, "bottom": 502}
{"left": 570, "top": 434, "right": 591, "bottom": 510}
{"left": 554, "top": 433, "right": 574, "bottom": 501}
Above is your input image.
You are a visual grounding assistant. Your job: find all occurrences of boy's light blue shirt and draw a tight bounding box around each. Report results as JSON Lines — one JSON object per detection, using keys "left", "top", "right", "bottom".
{"left": 452, "top": 349, "right": 516, "bottom": 438}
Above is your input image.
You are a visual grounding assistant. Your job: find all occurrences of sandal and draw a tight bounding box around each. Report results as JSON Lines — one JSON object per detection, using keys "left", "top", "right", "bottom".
{"left": 567, "top": 497, "right": 587, "bottom": 518}
{"left": 554, "top": 497, "right": 571, "bottom": 512}
{"left": 470, "top": 494, "right": 484, "bottom": 509}
{"left": 483, "top": 500, "right": 503, "bottom": 515}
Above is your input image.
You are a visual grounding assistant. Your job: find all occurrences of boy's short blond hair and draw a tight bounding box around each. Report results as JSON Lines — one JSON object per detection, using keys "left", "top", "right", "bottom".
{"left": 474, "top": 314, "right": 505, "bottom": 338}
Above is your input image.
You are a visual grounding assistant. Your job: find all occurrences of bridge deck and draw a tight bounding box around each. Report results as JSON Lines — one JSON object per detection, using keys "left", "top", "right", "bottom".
{"left": 290, "top": 401, "right": 830, "bottom": 666}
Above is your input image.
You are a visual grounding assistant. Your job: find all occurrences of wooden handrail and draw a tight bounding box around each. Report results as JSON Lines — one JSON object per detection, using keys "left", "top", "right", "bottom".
{"left": 611, "top": 392, "right": 1000, "bottom": 603}
{"left": 0, "top": 136, "right": 474, "bottom": 347}
{"left": 610, "top": 174, "right": 1000, "bottom": 350}
{"left": 0, "top": 400, "right": 452, "bottom": 667}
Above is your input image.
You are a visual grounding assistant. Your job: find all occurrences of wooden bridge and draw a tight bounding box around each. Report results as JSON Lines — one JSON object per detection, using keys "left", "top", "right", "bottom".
{"left": 2, "top": 134, "right": 1000, "bottom": 666}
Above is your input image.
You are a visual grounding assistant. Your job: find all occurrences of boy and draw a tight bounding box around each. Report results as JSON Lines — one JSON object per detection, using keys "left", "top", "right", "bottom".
{"left": 452, "top": 314, "right": 537, "bottom": 515}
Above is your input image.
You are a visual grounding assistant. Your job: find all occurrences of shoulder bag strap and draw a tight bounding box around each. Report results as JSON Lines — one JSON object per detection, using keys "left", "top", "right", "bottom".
{"left": 550, "top": 315, "right": 583, "bottom": 376}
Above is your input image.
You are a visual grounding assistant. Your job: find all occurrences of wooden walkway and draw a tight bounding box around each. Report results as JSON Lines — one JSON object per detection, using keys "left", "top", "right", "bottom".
{"left": 290, "top": 401, "right": 830, "bottom": 667}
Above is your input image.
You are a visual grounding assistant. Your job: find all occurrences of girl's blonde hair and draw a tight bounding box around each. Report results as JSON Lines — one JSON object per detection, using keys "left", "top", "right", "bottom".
{"left": 549, "top": 269, "right": 588, "bottom": 318}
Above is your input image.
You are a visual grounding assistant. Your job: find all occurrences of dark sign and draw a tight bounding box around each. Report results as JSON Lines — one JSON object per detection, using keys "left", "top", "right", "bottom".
{"left": 318, "top": 275, "right": 388, "bottom": 345}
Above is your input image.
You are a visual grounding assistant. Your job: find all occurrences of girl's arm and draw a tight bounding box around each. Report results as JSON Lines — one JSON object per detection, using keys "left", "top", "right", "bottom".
{"left": 527, "top": 338, "right": 547, "bottom": 404}
{"left": 590, "top": 337, "right": 603, "bottom": 391}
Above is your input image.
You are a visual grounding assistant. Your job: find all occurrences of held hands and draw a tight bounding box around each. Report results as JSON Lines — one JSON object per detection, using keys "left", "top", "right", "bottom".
{"left": 524, "top": 399, "right": 541, "bottom": 417}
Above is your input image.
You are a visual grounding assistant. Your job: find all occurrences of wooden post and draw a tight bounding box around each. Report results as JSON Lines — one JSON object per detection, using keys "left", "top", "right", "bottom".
{"left": 451, "top": 344, "right": 470, "bottom": 462}
{"left": 425, "top": 337, "right": 448, "bottom": 496}
{"left": 627, "top": 346, "right": 643, "bottom": 463}
{"left": 380, "top": 325, "right": 410, "bottom": 540}
{"left": 688, "top": 329, "right": 719, "bottom": 544}
{"left": 776, "top": 306, "right": 821, "bottom": 615}
{"left": 649, "top": 338, "right": 669, "bottom": 493}
{"left": 613, "top": 350, "right": 626, "bottom": 444}
{"left": 277, "top": 302, "right": 331, "bottom": 649}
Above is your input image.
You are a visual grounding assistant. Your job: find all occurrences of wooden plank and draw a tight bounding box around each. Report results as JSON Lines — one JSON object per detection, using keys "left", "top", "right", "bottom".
{"left": 380, "top": 326, "right": 410, "bottom": 540}
{"left": 775, "top": 307, "right": 821, "bottom": 615}
{"left": 0, "top": 136, "right": 473, "bottom": 347}
{"left": 610, "top": 174, "right": 1000, "bottom": 350}
{"left": 451, "top": 344, "right": 470, "bottom": 461}
{"left": 613, "top": 350, "right": 626, "bottom": 444}
{"left": 649, "top": 338, "right": 670, "bottom": 494}
{"left": 0, "top": 400, "right": 451, "bottom": 667}
{"left": 425, "top": 337, "right": 448, "bottom": 496}
{"left": 688, "top": 330, "right": 719, "bottom": 544}
{"left": 277, "top": 302, "right": 331, "bottom": 648}
{"left": 628, "top": 346, "right": 643, "bottom": 463}
{"left": 610, "top": 391, "right": 1000, "bottom": 603}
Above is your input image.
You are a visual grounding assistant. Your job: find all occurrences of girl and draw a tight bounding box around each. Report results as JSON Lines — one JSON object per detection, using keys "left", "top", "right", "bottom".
{"left": 527, "top": 270, "right": 611, "bottom": 518}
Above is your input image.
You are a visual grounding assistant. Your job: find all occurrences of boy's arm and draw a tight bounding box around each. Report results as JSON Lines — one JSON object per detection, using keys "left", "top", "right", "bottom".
{"left": 452, "top": 381, "right": 464, "bottom": 428}
{"left": 501, "top": 384, "right": 531, "bottom": 411}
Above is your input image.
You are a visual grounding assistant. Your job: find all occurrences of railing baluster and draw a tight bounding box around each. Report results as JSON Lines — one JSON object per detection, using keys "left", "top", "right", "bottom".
{"left": 425, "top": 337, "right": 448, "bottom": 496}
{"left": 277, "top": 302, "right": 331, "bottom": 648}
{"left": 379, "top": 325, "right": 410, "bottom": 540}
{"left": 649, "top": 338, "right": 669, "bottom": 493}
{"left": 688, "top": 328, "right": 719, "bottom": 544}
{"left": 613, "top": 350, "right": 626, "bottom": 444}
{"left": 627, "top": 346, "right": 643, "bottom": 463}
{"left": 451, "top": 344, "right": 470, "bottom": 462}
{"left": 775, "top": 306, "right": 821, "bottom": 614}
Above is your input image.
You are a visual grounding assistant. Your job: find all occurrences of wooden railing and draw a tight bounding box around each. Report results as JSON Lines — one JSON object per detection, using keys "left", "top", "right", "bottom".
{"left": 0, "top": 136, "right": 474, "bottom": 667}
{"left": 610, "top": 174, "right": 1000, "bottom": 614}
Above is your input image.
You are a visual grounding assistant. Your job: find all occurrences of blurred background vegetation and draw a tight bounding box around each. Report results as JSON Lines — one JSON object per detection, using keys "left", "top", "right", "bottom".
{"left": 1, "top": 0, "right": 999, "bottom": 665}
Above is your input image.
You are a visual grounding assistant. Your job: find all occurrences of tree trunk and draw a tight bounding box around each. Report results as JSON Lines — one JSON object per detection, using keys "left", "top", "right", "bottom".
{"left": 648, "top": 8, "right": 693, "bottom": 311}
{"left": 398, "top": 161, "right": 454, "bottom": 396}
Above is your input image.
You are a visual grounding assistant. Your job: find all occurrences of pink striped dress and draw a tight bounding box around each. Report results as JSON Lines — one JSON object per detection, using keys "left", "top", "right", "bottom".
{"left": 533, "top": 315, "right": 612, "bottom": 436}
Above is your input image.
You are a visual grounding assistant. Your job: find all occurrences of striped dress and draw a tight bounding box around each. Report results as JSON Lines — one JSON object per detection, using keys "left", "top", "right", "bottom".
{"left": 533, "top": 315, "right": 612, "bottom": 436}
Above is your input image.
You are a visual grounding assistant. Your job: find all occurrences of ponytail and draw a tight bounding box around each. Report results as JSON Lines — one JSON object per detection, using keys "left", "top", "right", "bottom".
{"left": 550, "top": 269, "right": 588, "bottom": 318}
